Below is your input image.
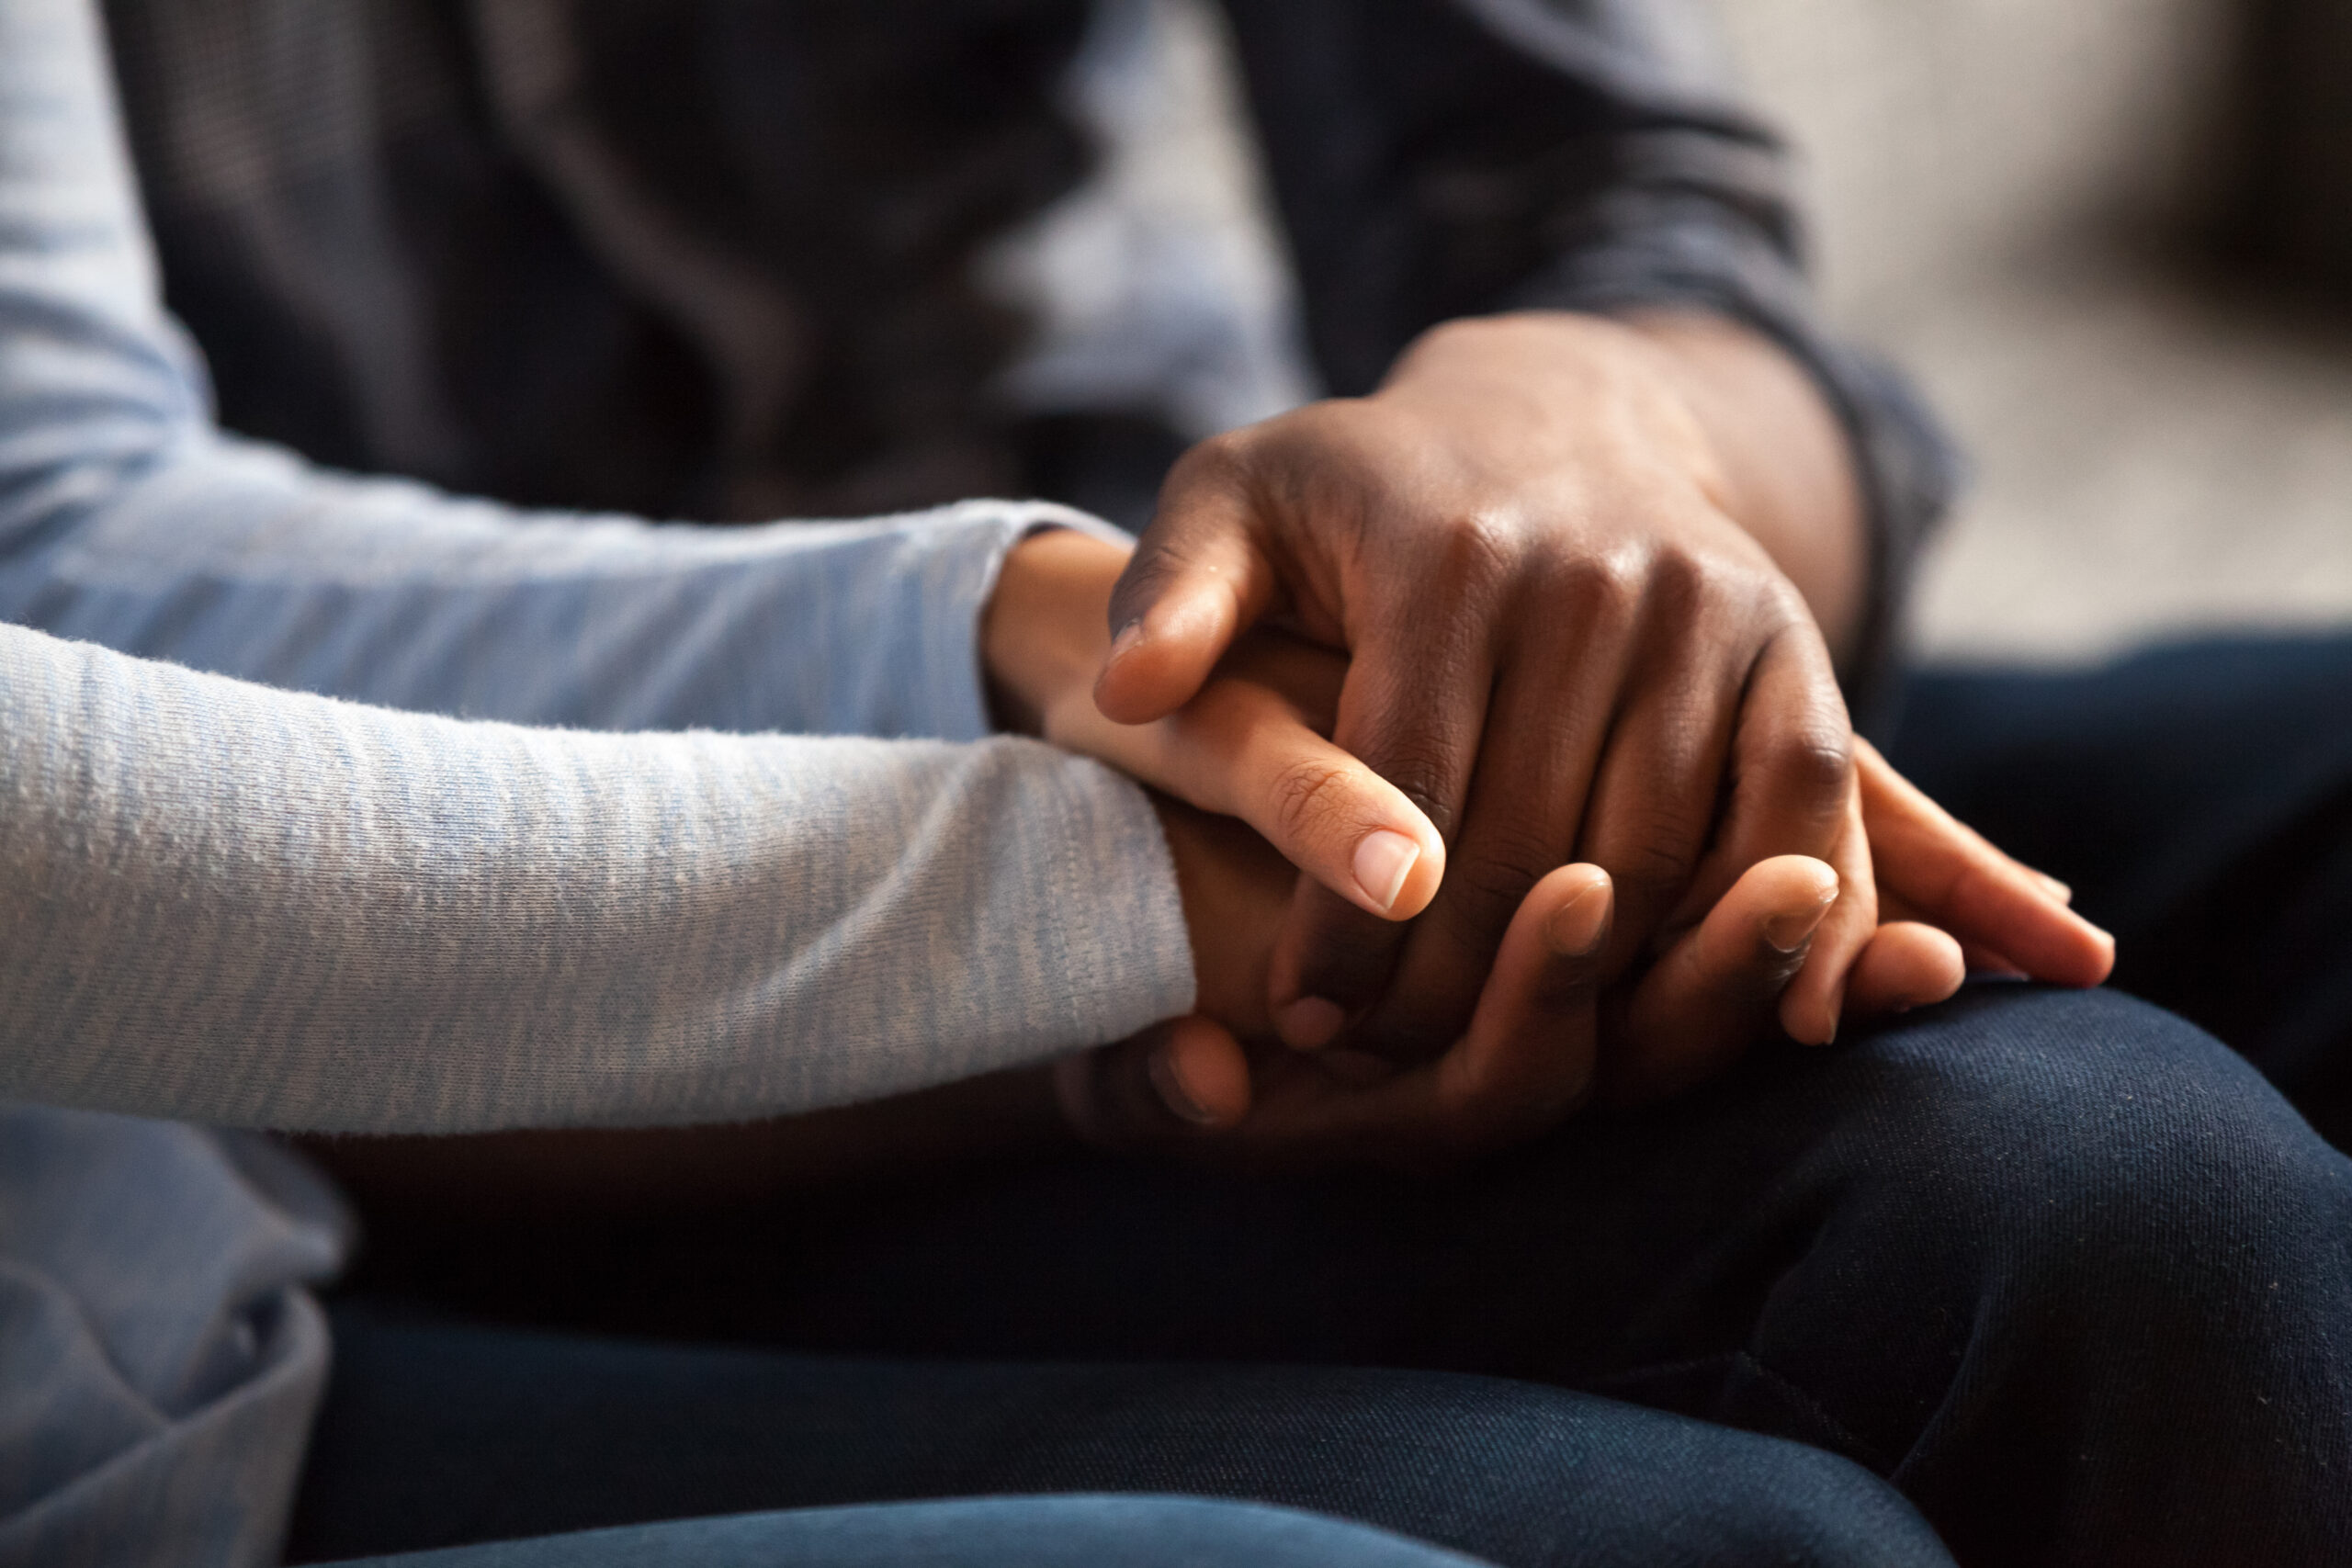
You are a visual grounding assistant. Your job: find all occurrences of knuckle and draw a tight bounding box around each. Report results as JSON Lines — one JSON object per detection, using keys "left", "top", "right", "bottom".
{"left": 1369, "top": 745, "right": 1460, "bottom": 834}
{"left": 1167, "top": 429, "right": 1250, "bottom": 490}
{"left": 1555, "top": 547, "right": 1647, "bottom": 626}
{"left": 1414, "top": 509, "right": 1521, "bottom": 605}
{"left": 1641, "top": 541, "right": 1720, "bottom": 620}
{"left": 1758, "top": 726, "right": 1856, "bottom": 807}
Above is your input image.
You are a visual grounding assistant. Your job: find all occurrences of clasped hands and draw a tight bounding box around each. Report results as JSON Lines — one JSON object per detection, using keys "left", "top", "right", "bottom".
{"left": 985, "top": 311, "right": 2113, "bottom": 1168}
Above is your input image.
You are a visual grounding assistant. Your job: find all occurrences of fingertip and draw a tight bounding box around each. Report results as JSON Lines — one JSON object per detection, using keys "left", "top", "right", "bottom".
{"left": 2076, "top": 920, "right": 2117, "bottom": 986}
{"left": 1754, "top": 854, "right": 1841, "bottom": 954}
{"left": 1899, "top": 923, "right": 1968, "bottom": 1006}
{"left": 1349, "top": 823, "right": 1445, "bottom": 919}
{"left": 1275, "top": 996, "right": 1347, "bottom": 1051}
{"left": 1540, "top": 865, "right": 1614, "bottom": 957}
{"left": 1844, "top": 921, "right": 1965, "bottom": 1019}
{"left": 1150, "top": 1018, "right": 1251, "bottom": 1127}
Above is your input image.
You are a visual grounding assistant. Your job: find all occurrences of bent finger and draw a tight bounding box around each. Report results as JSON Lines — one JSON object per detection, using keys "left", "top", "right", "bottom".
{"left": 1841, "top": 921, "right": 1967, "bottom": 1019}
{"left": 1857, "top": 739, "right": 2113, "bottom": 986}
{"left": 1052, "top": 1016, "right": 1253, "bottom": 1155}
{"left": 1677, "top": 623, "right": 1852, "bottom": 926}
{"left": 1265, "top": 626, "right": 1496, "bottom": 1046}
{"left": 1772, "top": 773, "right": 1876, "bottom": 1046}
{"left": 1256, "top": 865, "right": 1615, "bottom": 1163}
{"left": 1096, "top": 452, "right": 1281, "bottom": 725}
{"left": 1606, "top": 854, "right": 1841, "bottom": 1107}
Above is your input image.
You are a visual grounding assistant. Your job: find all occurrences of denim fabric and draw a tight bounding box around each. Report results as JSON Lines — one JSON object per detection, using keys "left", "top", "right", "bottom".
{"left": 1892, "top": 635, "right": 2352, "bottom": 1144}
{"left": 309, "top": 992, "right": 2352, "bottom": 1567}
{"left": 290, "top": 1307, "right": 1952, "bottom": 1568}
{"left": 324, "top": 1495, "right": 1495, "bottom": 1568}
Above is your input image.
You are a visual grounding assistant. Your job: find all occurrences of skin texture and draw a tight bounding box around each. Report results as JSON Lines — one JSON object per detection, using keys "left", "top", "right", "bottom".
{"left": 1091, "top": 310, "right": 1880, "bottom": 1064}
{"left": 987, "top": 525, "right": 2110, "bottom": 1165}
{"left": 313, "top": 308, "right": 2114, "bottom": 1206}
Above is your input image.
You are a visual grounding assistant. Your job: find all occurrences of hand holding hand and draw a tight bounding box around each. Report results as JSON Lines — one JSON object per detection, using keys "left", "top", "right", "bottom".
{"left": 1090, "top": 311, "right": 1871, "bottom": 1060}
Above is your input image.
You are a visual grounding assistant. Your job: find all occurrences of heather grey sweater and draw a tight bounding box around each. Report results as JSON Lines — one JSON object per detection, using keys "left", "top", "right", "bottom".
{"left": 0, "top": 4, "right": 1193, "bottom": 1561}
{"left": 0, "top": 0, "right": 1196, "bottom": 1135}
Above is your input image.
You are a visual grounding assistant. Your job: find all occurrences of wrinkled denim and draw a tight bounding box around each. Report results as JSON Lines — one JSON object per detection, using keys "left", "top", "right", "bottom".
{"left": 304, "top": 994, "right": 2352, "bottom": 1568}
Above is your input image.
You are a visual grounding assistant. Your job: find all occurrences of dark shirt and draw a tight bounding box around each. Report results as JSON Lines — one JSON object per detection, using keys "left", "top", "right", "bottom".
{"left": 97, "top": 0, "right": 1960, "bottom": 695}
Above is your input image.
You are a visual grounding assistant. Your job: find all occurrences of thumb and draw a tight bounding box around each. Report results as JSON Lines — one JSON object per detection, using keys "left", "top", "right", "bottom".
{"left": 1095, "top": 455, "right": 1279, "bottom": 725}
{"left": 1052, "top": 1017, "right": 1253, "bottom": 1153}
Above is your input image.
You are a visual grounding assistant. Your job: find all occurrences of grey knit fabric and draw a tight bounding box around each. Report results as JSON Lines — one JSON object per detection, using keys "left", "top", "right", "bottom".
{"left": 0, "top": 0, "right": 1195, "bottom": 1135}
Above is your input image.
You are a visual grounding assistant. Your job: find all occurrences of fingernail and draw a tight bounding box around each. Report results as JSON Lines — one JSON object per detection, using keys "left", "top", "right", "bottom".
{"left": 2034, "top": 871, "right": 2073, "bottom": 905}
{"left": 1544, "top": 880, "right": 1612, "bottom": 957}
{"left": 1763, "top": 888, "right": 1837, "bottom": 954}
{"left": 1352, "top": 830, "right": 1421, "bottom": 915}
{"left": 1276, "top": 997, "right": 1347, "bottom": 1051}
{"left": 1148, "top": 1042, "right": 1221, "bottom": 1126}
{"left": 1105, "top": 619, "right": 1145, "bottom": 665}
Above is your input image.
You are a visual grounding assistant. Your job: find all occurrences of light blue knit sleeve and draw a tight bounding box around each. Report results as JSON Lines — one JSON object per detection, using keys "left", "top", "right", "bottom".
{"left": 0, "top": 621, "right": 1195, "bottom": 1132}
{"left": 0, "top": 0, "right": 1118, "bottom": 742}
{"left": 0, "top": 0, "right": 1198, "bottom": 1132}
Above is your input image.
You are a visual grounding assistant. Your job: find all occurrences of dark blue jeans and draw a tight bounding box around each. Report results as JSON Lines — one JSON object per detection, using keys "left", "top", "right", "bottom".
{"left": 324, "top": 1496, "right": 1496, "bottom": 1568}
{"left": 293, "top": 637, "right": 2352, "bottom": 1568}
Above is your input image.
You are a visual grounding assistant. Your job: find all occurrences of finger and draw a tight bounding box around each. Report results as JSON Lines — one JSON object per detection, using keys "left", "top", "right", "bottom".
{"left": 1261, "top": 864, "right": 1616, "bottom": 1162}
{"left": 1264, "top": 621, "right": 1498, "bottom": 1047}
{"left": 1856, "top": 739, "right": 2114, "bottom": 986}
{"left": 1051, "top": 1016, "right": 1252, "bottom": 1154}
{"left": 1675, "top": 622, "right": 1853, "bottom": 927}
{"left": 1842, "top": 921, "right": 1967, "bottom": 1018}
{"left": 1878, "top": 887, "right": 2031, "bottom": 976}
{"left": 1605, "top": 854, "right": 1840, "bottom": 1107}
{"left": 1572, "top": 619, "right": 1745, "bottom": 976}
{"left": 1095, "top": 447, "right": 1282, "bottom": 725}
{"left": 1355, "top": 597, "right": 1635, "bottom": 1057}
{"left": 1772, "top": 769, "right": 1876, "bottom": 1046}
{"left": 1065, "top": 676, "right": 1446, "bottom": 922}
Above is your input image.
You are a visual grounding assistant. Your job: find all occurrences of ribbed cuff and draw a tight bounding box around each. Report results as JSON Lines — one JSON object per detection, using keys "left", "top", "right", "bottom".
{"left": 899, "top": 499, "right": 1136, "bottom": 745}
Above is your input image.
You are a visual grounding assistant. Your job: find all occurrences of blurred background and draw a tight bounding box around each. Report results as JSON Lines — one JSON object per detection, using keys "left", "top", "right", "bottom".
{"left": 1017, "top": 0, "right": 2352, "bottom": 662}
{"left": 1720, "top": 0, "right": 2352, "bottom": 661}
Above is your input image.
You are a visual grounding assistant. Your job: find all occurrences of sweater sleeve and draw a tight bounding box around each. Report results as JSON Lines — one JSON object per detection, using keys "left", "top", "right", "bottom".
{"left": 0, "top": 0, "right": 1197, "bottom": 1132}
{"left": 0, "top": 619, "right": 1196, "bottom": 1132}
{"left": 0, "top": 0, "right": 1125, "bottom": 742}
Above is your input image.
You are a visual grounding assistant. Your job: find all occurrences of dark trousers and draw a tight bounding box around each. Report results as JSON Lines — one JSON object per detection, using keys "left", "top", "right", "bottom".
{"left": 291, "top": 637, "right": 2352, "bottom": 1568}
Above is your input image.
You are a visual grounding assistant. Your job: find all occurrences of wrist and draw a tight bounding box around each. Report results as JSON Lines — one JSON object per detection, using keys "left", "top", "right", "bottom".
{"left": 981, "top": 527, "right": 1133, "bottom": 735}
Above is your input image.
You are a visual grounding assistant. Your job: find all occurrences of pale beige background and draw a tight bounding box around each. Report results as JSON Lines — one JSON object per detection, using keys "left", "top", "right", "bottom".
{"left": 1719, "top": 0, "right": 2352, "bottom": 660}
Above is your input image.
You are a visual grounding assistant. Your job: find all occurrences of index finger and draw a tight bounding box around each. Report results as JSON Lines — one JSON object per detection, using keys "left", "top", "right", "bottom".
{"left": 1264, "top": 624, "right": 1495, "bottom": 1047}
{"left": 1094, "top": 445, "right": 1282, "bottom": 725}
{"left": 1856, "top": 739, "right": 2114, "bottom": 986}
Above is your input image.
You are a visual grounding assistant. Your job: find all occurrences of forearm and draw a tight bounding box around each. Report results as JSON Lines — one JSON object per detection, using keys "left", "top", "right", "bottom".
{"left": 0, "top": 0, "right": 1129, "bottom": 739}
{"left": 0, "top": 437, "right": 1097, "bottom": 739}
{"left": 0, "top": 622, "right": 1193, "bottom": 1133}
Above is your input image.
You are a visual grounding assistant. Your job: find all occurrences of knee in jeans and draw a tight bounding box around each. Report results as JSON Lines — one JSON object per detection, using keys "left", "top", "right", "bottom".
{"left": 1859, "top": 986, "right": 2339, "bottom": 1307}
